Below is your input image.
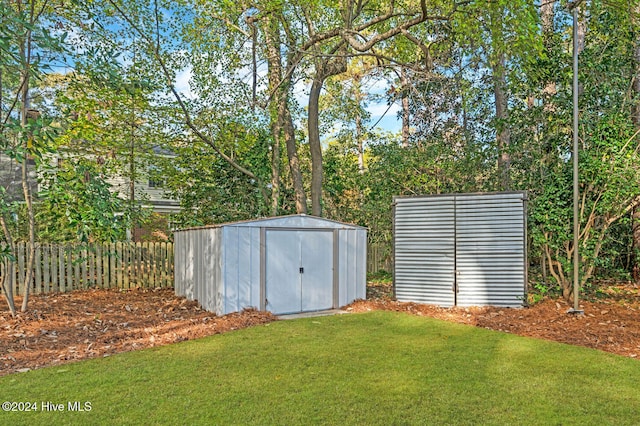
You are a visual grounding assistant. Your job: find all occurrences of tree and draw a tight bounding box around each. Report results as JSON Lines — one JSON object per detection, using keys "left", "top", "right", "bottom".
{"left": 528, "top": 1, "right": 640, "bottom": 299}
{"left": 37, "top": 157, "right": 136, "bottom": 243}
{"left": 98, "top": 0, "right": 273, "bottom": 208}
{"left": 320, "top": 58, "right": 374, "bottom": 173}
{"left": 0, "top": 0, "right": 67, "bottom": 313}
{"left": 450, "top": 0, "right": 540, "bottom": 191}
{"left": 183, "top": 0, "right": 471, "bottom": 217}
{"left": 631, "top": 2, "right": 640, "bottom": 282}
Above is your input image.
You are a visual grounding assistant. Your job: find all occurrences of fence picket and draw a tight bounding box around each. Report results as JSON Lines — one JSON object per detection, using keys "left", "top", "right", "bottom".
{"left": 135, "top": 242, "right": 141, "bottom": 287}
{"left": 66, "top": 245, "right": 73, "bottom": 291}
{"left": 50, "top": 245, "right": 57, "bottom": 293}
{"left": 88, "top": 246, "right": 94, "bottom": 288}
{"left": 35, "top": 245, "right": 42, "bottom": 294}
{"left": 58, "top": 246, "right": 65, "bottom": 292}
{"left": 17, "top": 242, "right": 25, "bottom": 295}
{"left": 0, "top": 241, "right": 174, "bottom": 295}
{"left": 74, "top": 247, "right": 80, "bottom": 289}
{"left": 144, "top": 242, "right": 151, "bottom": 288}
{"left": 102, "top": 243, "right": 109, "bottom": 288}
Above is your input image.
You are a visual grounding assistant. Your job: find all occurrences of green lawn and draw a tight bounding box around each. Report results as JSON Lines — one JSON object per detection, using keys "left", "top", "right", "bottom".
{"left": 1, "top": 311, "right": 639, "bottom": 425}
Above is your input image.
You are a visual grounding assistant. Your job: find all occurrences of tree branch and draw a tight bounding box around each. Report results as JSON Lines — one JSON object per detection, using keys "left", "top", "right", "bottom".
{"left": 105, "top": 0, "right": 270, "bottom": 204}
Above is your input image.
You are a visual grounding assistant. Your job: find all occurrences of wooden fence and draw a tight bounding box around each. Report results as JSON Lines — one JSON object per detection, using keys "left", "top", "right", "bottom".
{"left": 0, "top": 242, "right": 173, "bottom": 296}
{"left": 0, "top": 240, "right": 390, "bottom": 296}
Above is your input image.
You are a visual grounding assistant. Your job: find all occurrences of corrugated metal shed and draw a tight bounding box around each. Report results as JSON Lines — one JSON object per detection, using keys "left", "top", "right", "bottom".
{"left": 174, "top": 215, "right": 367, "bottom": 315}
{"left": 393, "top": 192, "right": 527, "bottom": 308}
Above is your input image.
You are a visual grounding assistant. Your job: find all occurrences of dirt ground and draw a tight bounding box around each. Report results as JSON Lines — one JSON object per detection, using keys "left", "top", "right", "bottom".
{"left": 2, "top": 283, "right": 640, "bottom": 376}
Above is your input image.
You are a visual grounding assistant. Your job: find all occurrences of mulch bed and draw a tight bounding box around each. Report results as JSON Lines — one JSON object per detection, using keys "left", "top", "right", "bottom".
{"left": 1, "top": 283, "right": 639, "bottom": 376}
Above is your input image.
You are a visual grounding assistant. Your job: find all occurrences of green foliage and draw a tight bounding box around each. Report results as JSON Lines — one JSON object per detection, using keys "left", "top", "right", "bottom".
{"left": 322, "top": 140, "right": 364, "bottom": 224}
{"left": 359, "top": 137, "right": 487, "bottom": 244}
{"left": 160, "top": 136, "right": 271, "bottom": 227}
{"left": 2, "top": 0, "right": 638, "bottom": 292}
{"left": 530, "top": 112, "right": 640, "bottom": 293}
{"left": 367, "top": 269, "right": 392, "bottom": 283}
{"left": 36, "top": 158, "right": 139, "bottom": 243}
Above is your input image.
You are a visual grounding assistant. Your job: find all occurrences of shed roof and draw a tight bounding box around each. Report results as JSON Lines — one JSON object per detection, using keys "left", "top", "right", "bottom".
{"left": 174, "top": 214, "right": 366, "bottom": 233}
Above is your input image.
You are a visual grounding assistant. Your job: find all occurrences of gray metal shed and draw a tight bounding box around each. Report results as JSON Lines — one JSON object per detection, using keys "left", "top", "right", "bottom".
{"left": 393, "top": 192, "right": 527, "bottom": 308}
{"left": 174, "top": 215, "right": 367, "bottom": 315}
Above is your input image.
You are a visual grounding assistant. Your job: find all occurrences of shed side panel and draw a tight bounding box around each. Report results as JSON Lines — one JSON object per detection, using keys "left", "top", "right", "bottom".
{"left": 222, "top": 227, "right": 239, "bottom": 315}
{"left": 174, "top": 231, "right": 187, "bottom": 298}
{"left": 338, "top": 230, "right": 353, "bottom": 307}
{"left": 195, "top": 228, "right": 218, "bottom": 313}
{"left": 455, "top": 193, "right": 526, "bottom": 307}
{"left": 394, "top": 196, "right": 456, "bottom": 307}
{"left": 221, "top": 226, "right": 260, "bottom": 315}
{"left": 249, "top": 227, "right": 261, "bottom": 310}
{"left": 195, "top": 230, "right": 204, "bottom": 310}
{"left": 208, "top": 228, "right": 222, "bottom": 314}
{"left": 355, "top": 229, "right": 367, "bottom": 301}
{"left": 338, "top": 229, "right": 367, "bottom": 307}
{"left": 214, "top": 228, "right": 224, "bottom": 315}
{"left": 174, "top": 228, "right": 221, "bottom": 314}
{"left": 184, "top": 230, "right": 196, "bottom": 301}
{"left": 197, "top": 230, "right": 206, "bottom": 310}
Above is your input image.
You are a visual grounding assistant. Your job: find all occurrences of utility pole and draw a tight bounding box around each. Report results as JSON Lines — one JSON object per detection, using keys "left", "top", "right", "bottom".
{"left": 568, "top": 0, "right": 584, "bottom": 315}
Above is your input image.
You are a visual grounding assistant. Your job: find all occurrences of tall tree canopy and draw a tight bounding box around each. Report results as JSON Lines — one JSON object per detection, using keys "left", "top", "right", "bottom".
{"left": 1, "top": 0, "right": 640, "bottom": 311}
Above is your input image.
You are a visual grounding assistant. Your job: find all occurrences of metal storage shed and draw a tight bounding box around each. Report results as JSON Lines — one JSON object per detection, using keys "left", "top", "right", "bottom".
{"left": 393, "top": 192, "right": 527, "bottom": 308}
{"left": 174, "top": 215, "right": 367, "bottom": 315}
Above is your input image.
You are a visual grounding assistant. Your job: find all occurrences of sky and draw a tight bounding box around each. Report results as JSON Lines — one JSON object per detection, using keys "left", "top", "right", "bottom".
{"left": 173, "top": 65, "right": 403, "bottom": 136}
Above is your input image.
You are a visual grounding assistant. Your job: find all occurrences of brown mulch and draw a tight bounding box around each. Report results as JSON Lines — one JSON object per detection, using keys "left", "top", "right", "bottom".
{"left": 2, "top": 283, "right": 640, "bottom": 376}
{"left": 0, "top": 288, "right": 276, "bottom": 377}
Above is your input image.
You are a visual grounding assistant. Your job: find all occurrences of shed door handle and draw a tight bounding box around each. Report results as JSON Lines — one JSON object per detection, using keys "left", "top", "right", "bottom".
{"left": 299, "top": 267, "right": 304, "bottom": 274}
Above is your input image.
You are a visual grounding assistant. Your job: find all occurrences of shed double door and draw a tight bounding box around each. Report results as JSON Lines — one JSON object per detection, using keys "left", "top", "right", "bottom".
{"left": 265, "top": 229, "right": 334, "bottom": 315}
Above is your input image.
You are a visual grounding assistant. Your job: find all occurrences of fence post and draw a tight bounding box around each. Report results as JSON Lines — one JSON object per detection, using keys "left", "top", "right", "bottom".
{"left": 3, "top": 241, "right": 176, "bottom": 295}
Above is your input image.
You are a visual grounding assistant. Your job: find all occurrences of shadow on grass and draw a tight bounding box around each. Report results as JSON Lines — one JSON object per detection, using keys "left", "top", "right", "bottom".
{"left": 2, "top": 311, "right": 639, "bottom": 425}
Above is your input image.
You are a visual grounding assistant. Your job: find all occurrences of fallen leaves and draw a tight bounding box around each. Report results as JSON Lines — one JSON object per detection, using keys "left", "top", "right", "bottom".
{"left": 0, "top": 288, "right": 275, "bottom": 376}
{"left": 1, "top": 285, "right": 639, "bottom": 377}
{"left": 348, "top": 286, "right": 640, "bottom": 359}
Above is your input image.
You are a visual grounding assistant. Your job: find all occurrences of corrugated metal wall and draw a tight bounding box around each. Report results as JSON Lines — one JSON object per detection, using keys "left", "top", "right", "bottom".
{"left": 394, "top": 195, "right": 456, "bottom": 306}
{"left": 394, "top": 192, "right": 526, "bottom": 308}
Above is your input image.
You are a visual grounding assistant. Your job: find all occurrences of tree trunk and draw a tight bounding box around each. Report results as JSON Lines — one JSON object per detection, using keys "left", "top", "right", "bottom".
{"left": 400, "top": 69, "right": 410, "bottom": 148}
{"left": 492, "top": 53, "right": 511, "bottom": 191}
{"left": 20, "top": 5, "right": 35, "bottom": 312}
{"left": 269, "top": 123, "right": 281, "bottom": 216}
{"left": 540, "top": 0, "right": 557, "bottom": 102}
{"left": 283, "top": 106, "right": 307, "bottom": 214}
{"left": 486, "top": 3, "right": 511, "bottom": 191}
{"left": 308, "top": 55, "right": 347, "bottom": 216}
{"left": 540, "top": 0, "right": 557, "bottom": 172}
{"left": 355, "top": 106, "right": 364, "bottom": 173}
{"left": 308, "top": 77, "right": 324, "bottom": 216}
{"left": 264, "top": 17, "right": 306, "bottom": 215}
{"left": 632, "top": 3, "right": 640, "bottom": 282}
{"left": 634, "top": 207, "right": 640, "bottom": 282}
{"left": 0, "top": 215, "right": 17, "bottom": 317}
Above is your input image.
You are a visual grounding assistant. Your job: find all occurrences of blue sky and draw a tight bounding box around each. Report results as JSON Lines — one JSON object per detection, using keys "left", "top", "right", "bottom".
{"left": 173, "top": 64, "right": 403, "bottom": 136}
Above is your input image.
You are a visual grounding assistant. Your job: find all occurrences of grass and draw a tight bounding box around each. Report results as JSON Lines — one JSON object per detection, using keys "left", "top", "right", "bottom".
{"left": 2, "top": 311, "right": 639, "bottom": 425}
